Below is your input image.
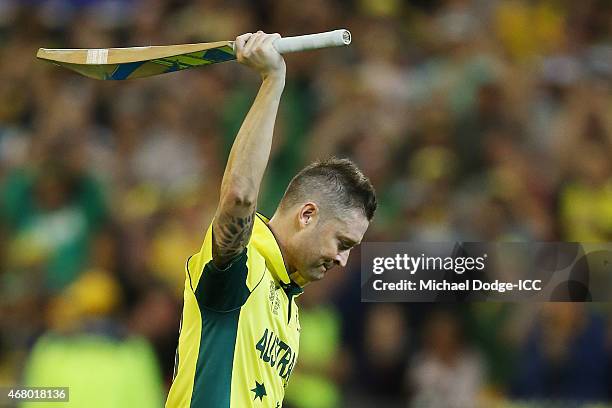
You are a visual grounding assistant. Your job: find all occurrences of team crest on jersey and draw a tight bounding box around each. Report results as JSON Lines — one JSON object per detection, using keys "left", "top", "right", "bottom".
{"left": 268, "top": 280, "right": 280, "bottom": 315}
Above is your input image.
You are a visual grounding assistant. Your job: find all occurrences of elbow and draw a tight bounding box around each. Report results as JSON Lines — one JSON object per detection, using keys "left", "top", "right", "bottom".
{"left": 220, "top": 186, "right": 257, "bottom": 210}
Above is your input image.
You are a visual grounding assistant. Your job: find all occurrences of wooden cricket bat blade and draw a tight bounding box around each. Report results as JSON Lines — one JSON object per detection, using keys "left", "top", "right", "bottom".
{"left": 36, "top": 42, "right": 235, "bottom": 80}
{"left": 36, "top": 29, "right": 351, "bottom": 80}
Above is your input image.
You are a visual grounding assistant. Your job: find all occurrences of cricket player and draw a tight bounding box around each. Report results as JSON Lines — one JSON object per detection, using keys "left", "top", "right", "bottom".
{"left": 166, "top": 31, "right": 376, "bottom": 407}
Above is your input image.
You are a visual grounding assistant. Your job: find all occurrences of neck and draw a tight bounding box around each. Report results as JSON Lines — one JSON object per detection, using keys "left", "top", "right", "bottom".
{"left": 268, "top": 213, "right": 305, "bottom": 285}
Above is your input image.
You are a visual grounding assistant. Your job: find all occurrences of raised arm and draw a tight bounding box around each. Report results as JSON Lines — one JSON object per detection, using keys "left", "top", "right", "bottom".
{"left": 212, "top": 31, "right": 286, "bottom": 268}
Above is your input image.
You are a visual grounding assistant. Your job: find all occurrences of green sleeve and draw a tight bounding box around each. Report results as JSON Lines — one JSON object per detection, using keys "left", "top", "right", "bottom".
{"left": 194, "top": 249, "right": 250, "bottom": 312}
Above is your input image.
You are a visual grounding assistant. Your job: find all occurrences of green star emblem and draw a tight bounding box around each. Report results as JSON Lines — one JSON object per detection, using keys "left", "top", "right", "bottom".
{"left": 251, "top": 381, "right": 267, "bottom": 401}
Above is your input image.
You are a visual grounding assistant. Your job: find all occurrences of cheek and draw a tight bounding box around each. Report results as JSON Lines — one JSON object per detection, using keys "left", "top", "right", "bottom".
{"left": 293, "top": 232, "right": 319, "bottom": 265}
{"left": 298, "top": 228, "right": 336, "bottom": 265}
{"left": 305, "top": 246, "right": 322, "bottom": 265}
{"left": 322, "top": 237, "right": 338, "bottom": 257}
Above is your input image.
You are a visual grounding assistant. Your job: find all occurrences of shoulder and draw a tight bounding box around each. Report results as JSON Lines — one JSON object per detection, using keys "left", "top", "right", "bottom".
{"left": 190, "top": 216, "right": 270, "bottom": 313}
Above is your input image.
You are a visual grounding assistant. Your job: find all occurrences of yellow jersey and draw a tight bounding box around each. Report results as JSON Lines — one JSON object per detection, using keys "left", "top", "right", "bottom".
{"left": 166, "top": 213, "right": 302, "bottom": 407}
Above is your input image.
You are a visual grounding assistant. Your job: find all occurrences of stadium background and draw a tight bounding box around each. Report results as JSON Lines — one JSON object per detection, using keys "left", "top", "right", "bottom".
{"left": 1, "top": 0, "right": 611, "bottom": 406}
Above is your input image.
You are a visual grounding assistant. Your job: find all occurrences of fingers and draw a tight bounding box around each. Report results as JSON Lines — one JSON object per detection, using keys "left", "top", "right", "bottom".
{"left": 235, "top": 30, "right": 285, "bottom": 76}
{"left": 234, "top": 32, "right": 253, "bottom": 61}
{"left": 243, "top": 31, "right": 267, "bottom": 57}
{"left": 252, "top": 32, "right": 271, "bottom": 52}
{"left": 243, "top": 31, "right": 281, "bottom": 57}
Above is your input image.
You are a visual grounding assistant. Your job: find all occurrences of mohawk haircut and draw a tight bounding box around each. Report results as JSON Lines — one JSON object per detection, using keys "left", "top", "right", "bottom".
{"left": 279, "top": 157, "right": 377, "bottom": 220}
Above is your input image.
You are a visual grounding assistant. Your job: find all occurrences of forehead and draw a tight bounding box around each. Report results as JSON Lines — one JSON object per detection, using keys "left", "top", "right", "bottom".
{"left": 325, "top": 209, "right": 369, "bottom": 240}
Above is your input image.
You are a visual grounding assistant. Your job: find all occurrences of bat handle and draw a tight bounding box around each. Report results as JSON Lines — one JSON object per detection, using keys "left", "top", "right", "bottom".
{"left": 231, "top": 29, "right": 351, "bottom": 54}
{"left": 274, "top": 29, "right": 351, "bottom": 53}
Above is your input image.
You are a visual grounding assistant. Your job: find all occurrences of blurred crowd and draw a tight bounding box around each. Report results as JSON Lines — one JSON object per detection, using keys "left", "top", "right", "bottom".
{"left": 1, "top": 0, "right": 612, "bottom": 407}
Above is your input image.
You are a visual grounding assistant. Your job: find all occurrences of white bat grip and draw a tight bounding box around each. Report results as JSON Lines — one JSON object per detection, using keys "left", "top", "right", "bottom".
{"left": 274, "top": 29, "right": 351, "bottom": 53}
{"left": 231, "top": 29, "right": 351, "bottom": 54}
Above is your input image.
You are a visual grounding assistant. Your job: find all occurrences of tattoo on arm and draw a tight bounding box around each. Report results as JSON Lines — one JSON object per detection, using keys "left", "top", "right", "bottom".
{"left": 212, "top": 211, "right": 254, "bottom": 268}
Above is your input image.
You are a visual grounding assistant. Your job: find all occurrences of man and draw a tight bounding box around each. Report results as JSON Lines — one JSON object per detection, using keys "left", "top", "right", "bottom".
{"left": 166, "top": 31, "right": 376, "bottom": 408}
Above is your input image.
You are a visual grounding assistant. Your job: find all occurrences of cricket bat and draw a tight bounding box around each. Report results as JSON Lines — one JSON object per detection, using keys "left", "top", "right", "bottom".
{"left": 36, "top": 29, "right": 351, "bottom": 80}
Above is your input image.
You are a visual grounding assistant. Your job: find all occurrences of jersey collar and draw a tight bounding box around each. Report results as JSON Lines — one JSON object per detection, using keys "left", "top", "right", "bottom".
{"left": 281, "top": 280, "right": 304, "bottom": 297}
{"left": 252, "top": 213, "right": 291, "bottom": 285}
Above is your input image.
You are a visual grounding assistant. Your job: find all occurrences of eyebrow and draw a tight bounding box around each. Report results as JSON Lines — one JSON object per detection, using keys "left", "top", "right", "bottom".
{"left": 339, "top": 236, "right": 360, "bottom": 246}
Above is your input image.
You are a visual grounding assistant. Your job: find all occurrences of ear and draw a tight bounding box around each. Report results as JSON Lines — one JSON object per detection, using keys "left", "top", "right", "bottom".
{"left": 297, "top": 202, "right": 318, "bottom": 229}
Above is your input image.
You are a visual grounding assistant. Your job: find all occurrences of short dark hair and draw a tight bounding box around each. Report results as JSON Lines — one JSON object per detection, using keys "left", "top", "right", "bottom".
{"left": 279, "top": 157, "right": 377, "bottom": 221}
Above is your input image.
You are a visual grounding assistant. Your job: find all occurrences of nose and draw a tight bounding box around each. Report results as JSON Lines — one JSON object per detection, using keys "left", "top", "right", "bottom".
{"left": 334, "top": 250, "right": 350, "bottom": 268}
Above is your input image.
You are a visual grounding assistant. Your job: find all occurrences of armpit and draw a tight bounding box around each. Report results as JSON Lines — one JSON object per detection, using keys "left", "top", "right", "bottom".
{"left": 212, "top": 210, "right": 255, "bottom": 268}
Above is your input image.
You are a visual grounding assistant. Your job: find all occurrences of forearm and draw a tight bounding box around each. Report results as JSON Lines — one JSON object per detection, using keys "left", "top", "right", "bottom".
{"left": 220, "top": 72, "right": 285, "bottom": 203}
{"left": 211, "top": 31, "right": 285, "bottom": 268}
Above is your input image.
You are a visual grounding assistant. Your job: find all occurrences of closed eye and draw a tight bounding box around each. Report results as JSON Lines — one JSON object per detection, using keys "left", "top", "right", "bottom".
{"left": 338, "top": 240, "right": 353, "bottom": 251}
{"left": 337, "top": 235, "right": 360, "bottom": 252}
